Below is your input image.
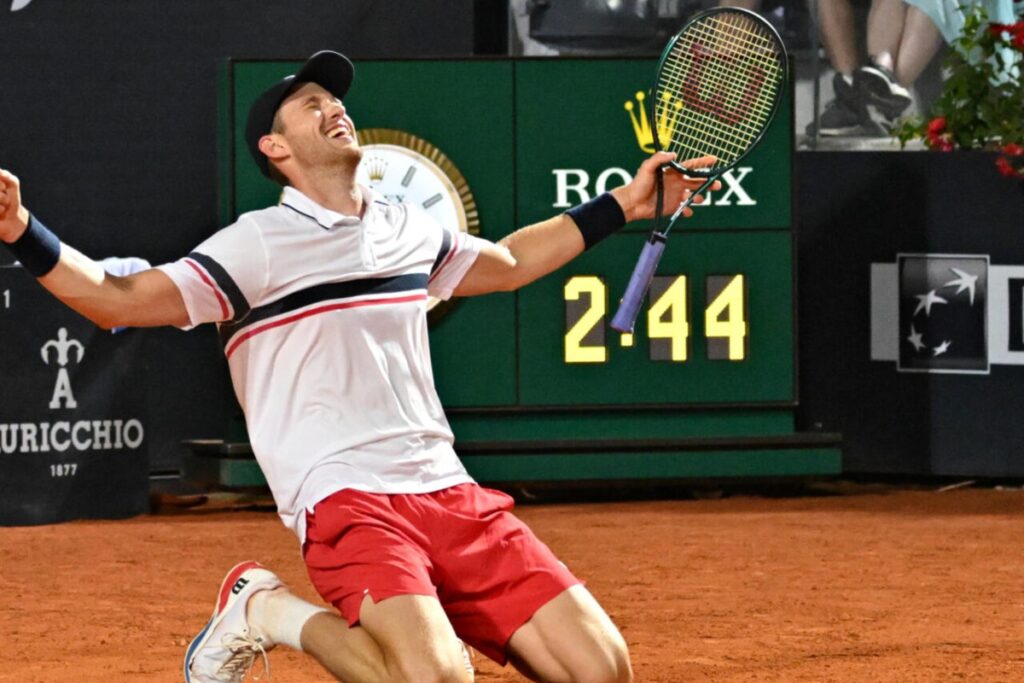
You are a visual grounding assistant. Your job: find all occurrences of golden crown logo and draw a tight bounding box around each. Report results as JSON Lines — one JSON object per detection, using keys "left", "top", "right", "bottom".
{"left": 365, "top": 156, "right": 387, "bottom": 183}
{"left": 624, "top": 90, "right": 683, "bottom": 153}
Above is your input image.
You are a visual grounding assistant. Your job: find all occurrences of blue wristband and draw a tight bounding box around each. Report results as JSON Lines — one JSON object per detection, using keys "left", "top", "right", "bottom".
{"left": 566, "top": 192, "right": 626, "bottom": 250}
{"left": 3, "top": 214, "right": 62, "bottom": 277}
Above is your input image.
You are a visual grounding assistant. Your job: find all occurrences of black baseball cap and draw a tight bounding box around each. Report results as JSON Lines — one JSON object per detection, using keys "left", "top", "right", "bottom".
{"left": 245, "top": 50, "right": 355, "bottom": 178}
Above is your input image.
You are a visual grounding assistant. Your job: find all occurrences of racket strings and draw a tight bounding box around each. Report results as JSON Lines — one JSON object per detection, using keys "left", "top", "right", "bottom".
{"left": 657, "top": 73, "right": 774, "bottom": 160}
{"left": 659, "top": 44, "right": 781, "bottom": 150}
{"left": 661, "top": 44, "right": 782, "bottom": 130}
{"left": 653, "top": 12, "right": 784, "bottom": 165}
{"left": 658, "top": 44, "right": 780, "bottom": 153}
{"left": 660, "top": 48, "right": 782, "bottom": 133}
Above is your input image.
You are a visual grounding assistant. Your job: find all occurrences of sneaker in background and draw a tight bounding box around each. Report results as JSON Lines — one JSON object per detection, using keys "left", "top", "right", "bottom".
{"left": 806, "top": 72, "right": 886, "bottom": 137}
{"left": 856, "top": 63, "right": 913, "bottom": 121}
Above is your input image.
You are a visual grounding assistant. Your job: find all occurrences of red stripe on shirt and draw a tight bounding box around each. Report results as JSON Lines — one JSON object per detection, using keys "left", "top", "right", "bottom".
{"left": 224, "top": 293, "right": 427, "bottom": 359}
{"left": 428, "top": 232, "right": 461, "bottom": 284}
{"left": 185, "top": 258, "right": 230, "bottom": 320}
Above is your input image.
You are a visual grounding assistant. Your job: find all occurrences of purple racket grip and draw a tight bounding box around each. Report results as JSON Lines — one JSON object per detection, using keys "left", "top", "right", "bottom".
{"left": 611, "top": 233, "right": 667, "bottom": 333}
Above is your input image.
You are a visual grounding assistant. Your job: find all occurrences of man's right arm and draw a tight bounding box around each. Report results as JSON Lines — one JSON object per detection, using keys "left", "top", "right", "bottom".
{"left": 0, "top": 168, "right": 190, "bottom": 330}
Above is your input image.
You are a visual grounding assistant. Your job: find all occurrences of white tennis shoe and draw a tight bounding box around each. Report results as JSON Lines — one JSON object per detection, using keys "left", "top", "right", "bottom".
{"left": 461, "top": 640, "right": 475, "bottom": 679}
{"left": 184, "top": 561, "right": 283, "bottom": 682}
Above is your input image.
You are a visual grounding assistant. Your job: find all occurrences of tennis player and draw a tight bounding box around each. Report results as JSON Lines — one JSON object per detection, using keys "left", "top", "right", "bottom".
{"left": 0, "top": 51, "right": 718, "bottom": 683}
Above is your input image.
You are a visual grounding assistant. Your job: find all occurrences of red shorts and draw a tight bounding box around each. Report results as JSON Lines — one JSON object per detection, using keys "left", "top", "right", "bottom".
{"left": 302, "top": 483, "right": 579, "bottom": 664}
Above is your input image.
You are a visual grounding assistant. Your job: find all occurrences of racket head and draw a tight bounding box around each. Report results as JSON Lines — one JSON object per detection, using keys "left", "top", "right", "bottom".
{"left": 651, "top": 7, "right": 788, "bottom": 177}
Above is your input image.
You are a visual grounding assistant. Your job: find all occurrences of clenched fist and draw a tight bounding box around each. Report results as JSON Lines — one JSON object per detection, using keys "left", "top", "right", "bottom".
{"left": 0, "top": 169, "right": 30, "bottom": 244}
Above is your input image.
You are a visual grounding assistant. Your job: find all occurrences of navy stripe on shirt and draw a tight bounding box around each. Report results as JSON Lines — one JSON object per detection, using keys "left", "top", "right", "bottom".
{"left": 189, "top": 251, "right": 251, "bottom": 322}
{"left": 430, "top": 229, "right": 452, "bottom": 276}
{"left": 217, "top": 272, "right": 428, "bottom": 348}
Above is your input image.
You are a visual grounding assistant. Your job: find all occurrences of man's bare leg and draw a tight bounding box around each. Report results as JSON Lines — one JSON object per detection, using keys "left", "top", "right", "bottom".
{"left": 506, "top": 585, "right": 631, "bottom": 683}
{"left": 189, "top": 563, "right": 470, "bottom": 683}
{"left": 254, "top": 590, "right": 472, "bottom": 682}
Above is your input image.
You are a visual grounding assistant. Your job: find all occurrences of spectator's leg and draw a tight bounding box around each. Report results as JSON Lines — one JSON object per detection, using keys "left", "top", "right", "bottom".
{"left": 866, "top": 0, "right": 907, "bottom": 70}
{"left": 806, "top": 0, "right": 878, "bottom": 137}
{"left": 818, "top": 0, "right": 859, "bottom": 75}
{"left": 893, "top": 5, "right": 943, "bottom": 87}
{"left": 859, "top": 0, "right": 914, "bottom": 121}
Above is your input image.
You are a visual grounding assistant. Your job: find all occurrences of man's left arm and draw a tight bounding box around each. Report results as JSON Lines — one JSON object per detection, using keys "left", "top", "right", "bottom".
{"left": 454, "top": 152, "right": 719, "bottom": 297}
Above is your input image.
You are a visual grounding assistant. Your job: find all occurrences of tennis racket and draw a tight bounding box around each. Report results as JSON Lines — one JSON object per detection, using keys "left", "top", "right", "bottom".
{"left": 610, "top": 7, "right": 788, "bottom": 333}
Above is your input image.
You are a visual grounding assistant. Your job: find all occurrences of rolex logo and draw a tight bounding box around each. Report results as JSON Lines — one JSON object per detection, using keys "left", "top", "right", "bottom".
{"left": 41, "top": 328, "right": 84, "bottom": 410}
{"left": 365, "top": 156, "right": 387, "bottom": 183}
{"left": 625, "top": 90, "right": 684, "bottom": 153}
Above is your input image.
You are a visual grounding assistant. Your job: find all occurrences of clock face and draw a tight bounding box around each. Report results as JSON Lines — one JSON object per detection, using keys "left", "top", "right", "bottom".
{"left": 355, "top": 129, "right": 480, "bottom": 320}
{"left": 355, "top": 128, "right": 479, "bottom": 237}
{"left": 356, "top": 144, "right": 467, "bottom": 231}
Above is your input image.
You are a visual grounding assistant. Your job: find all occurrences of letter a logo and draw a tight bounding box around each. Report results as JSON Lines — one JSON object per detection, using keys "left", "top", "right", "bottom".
{"left": 42, "top": 328, "right": 85, "bottom": 410}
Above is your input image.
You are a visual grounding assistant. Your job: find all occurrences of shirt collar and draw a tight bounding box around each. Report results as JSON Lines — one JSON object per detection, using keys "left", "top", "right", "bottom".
{"left": 280, "top": 185, "right": 375, "bottom": 230}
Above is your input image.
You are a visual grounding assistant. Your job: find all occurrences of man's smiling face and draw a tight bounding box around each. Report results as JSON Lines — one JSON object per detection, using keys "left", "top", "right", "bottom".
{"left": 266, "top": 81, "right": 362, "bottom": 177}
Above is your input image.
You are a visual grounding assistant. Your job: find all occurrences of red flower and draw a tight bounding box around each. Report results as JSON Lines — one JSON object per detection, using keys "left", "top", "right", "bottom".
{"left": 989, "top": 21, "right": 1024, "bottom": 48}
{"left": 930, "top": 136, "right": 955, "bottom": 152}
{"left": 926, "top": 117, "right": 946, "bottom": 135}
{"left": 1003, "top": 143, "right": 1024, "bottom": 157}
{"left": 995, "top": 156, "right": 1017, "bottom": 177}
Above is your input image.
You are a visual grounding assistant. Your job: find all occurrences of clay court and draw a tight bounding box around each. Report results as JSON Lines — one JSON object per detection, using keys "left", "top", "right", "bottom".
{"left": 2, "top": 482, "right": 1022, "bottom": 682}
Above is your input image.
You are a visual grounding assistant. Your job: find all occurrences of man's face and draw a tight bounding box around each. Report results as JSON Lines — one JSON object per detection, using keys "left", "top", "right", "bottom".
{"left": 271, "top": 81, "right": 362, "bottom": 173}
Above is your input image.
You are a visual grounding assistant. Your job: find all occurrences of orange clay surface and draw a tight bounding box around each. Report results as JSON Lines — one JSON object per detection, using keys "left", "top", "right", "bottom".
{"left": 1, "top": 483, "right": 1023, "bottom": 682}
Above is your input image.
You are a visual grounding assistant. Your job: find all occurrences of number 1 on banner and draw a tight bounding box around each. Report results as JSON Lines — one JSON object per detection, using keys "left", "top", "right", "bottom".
{"left": 2, "top": 289, "right": 9, "bottom": 309}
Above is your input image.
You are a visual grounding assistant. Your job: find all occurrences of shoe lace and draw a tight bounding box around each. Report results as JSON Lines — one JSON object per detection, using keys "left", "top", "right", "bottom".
{"left": 216, "top": 632, "right": 272, "bottom": 682}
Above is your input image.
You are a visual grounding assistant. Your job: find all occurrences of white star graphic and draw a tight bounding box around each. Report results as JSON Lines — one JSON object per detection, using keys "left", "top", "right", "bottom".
{"left": 906, "top": 325, "right": 927, "bottom": 352}
{"left": 933, "top": 340, "right": 952, "bottom": 356}
{"left": 942, "top": 267, "right": 978, "bottom": 305}
{"left": 914, "top": 289, "right": 948, "bottom": 317}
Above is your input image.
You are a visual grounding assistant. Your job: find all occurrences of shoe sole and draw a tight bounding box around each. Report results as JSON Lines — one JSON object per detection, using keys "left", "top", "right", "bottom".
{"left": 856, "top": 67, "right": 912, "bottom": 120}
{"left": 817, "top": 125, "right": 866, "bottom": 137}
{"left": 183, "top": 561, "right": 281, "bottom": 682}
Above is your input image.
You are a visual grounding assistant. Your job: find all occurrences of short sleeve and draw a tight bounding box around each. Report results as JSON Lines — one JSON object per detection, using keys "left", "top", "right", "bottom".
{"left": 427, "top": 229, "right": 488, "bottom": 300}
{"left": 156, "top": 217, "right": 268, "bottom": 329}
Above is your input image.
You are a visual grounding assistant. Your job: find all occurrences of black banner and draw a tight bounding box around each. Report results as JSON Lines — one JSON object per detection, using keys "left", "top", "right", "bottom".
{"left": 0, "top": 268, "right": 149, "bottom": 524}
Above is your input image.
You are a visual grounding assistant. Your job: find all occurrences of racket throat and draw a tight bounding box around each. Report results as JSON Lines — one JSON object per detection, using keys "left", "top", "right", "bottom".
{"left": 664, "top": 175, "right": 717, "bottom": 235}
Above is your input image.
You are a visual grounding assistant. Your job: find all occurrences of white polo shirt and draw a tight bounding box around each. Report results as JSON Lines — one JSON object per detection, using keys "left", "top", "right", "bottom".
{"left": 158, "top": 185, "right": 484, "bottom": 540}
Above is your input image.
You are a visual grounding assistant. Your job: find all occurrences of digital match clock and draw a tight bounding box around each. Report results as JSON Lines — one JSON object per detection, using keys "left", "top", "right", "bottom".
{"left": 564, "top": 274, "right": 748, "bottom": 364}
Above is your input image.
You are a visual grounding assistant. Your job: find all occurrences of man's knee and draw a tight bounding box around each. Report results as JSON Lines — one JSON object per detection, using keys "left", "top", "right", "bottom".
{"left": 583, "top": 653, "right": 632, "bottom": 683}
{"left": 584, "top": 637, "right": 633, "bottom": 683}
{"left": 392, "top": 658, "right": 473, "bottom": 683}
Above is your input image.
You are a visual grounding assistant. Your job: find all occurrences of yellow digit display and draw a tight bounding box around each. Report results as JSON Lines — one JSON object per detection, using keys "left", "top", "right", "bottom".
{"left": 647, "top": 276, "right": 689, "bottom": 361}
{"left": 563, "top": 273, "right": 749, "bottom": 365}
{"left": 564, "top": 276, "right": 608, "bottom": 363}
{"left": 705, "top": 275, "right": 748, "bottom": 361}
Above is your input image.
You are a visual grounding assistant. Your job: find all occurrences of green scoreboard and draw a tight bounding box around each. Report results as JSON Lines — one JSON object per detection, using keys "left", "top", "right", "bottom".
{"left": 216, "top": 58, "right": 840, "bottom": 484}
